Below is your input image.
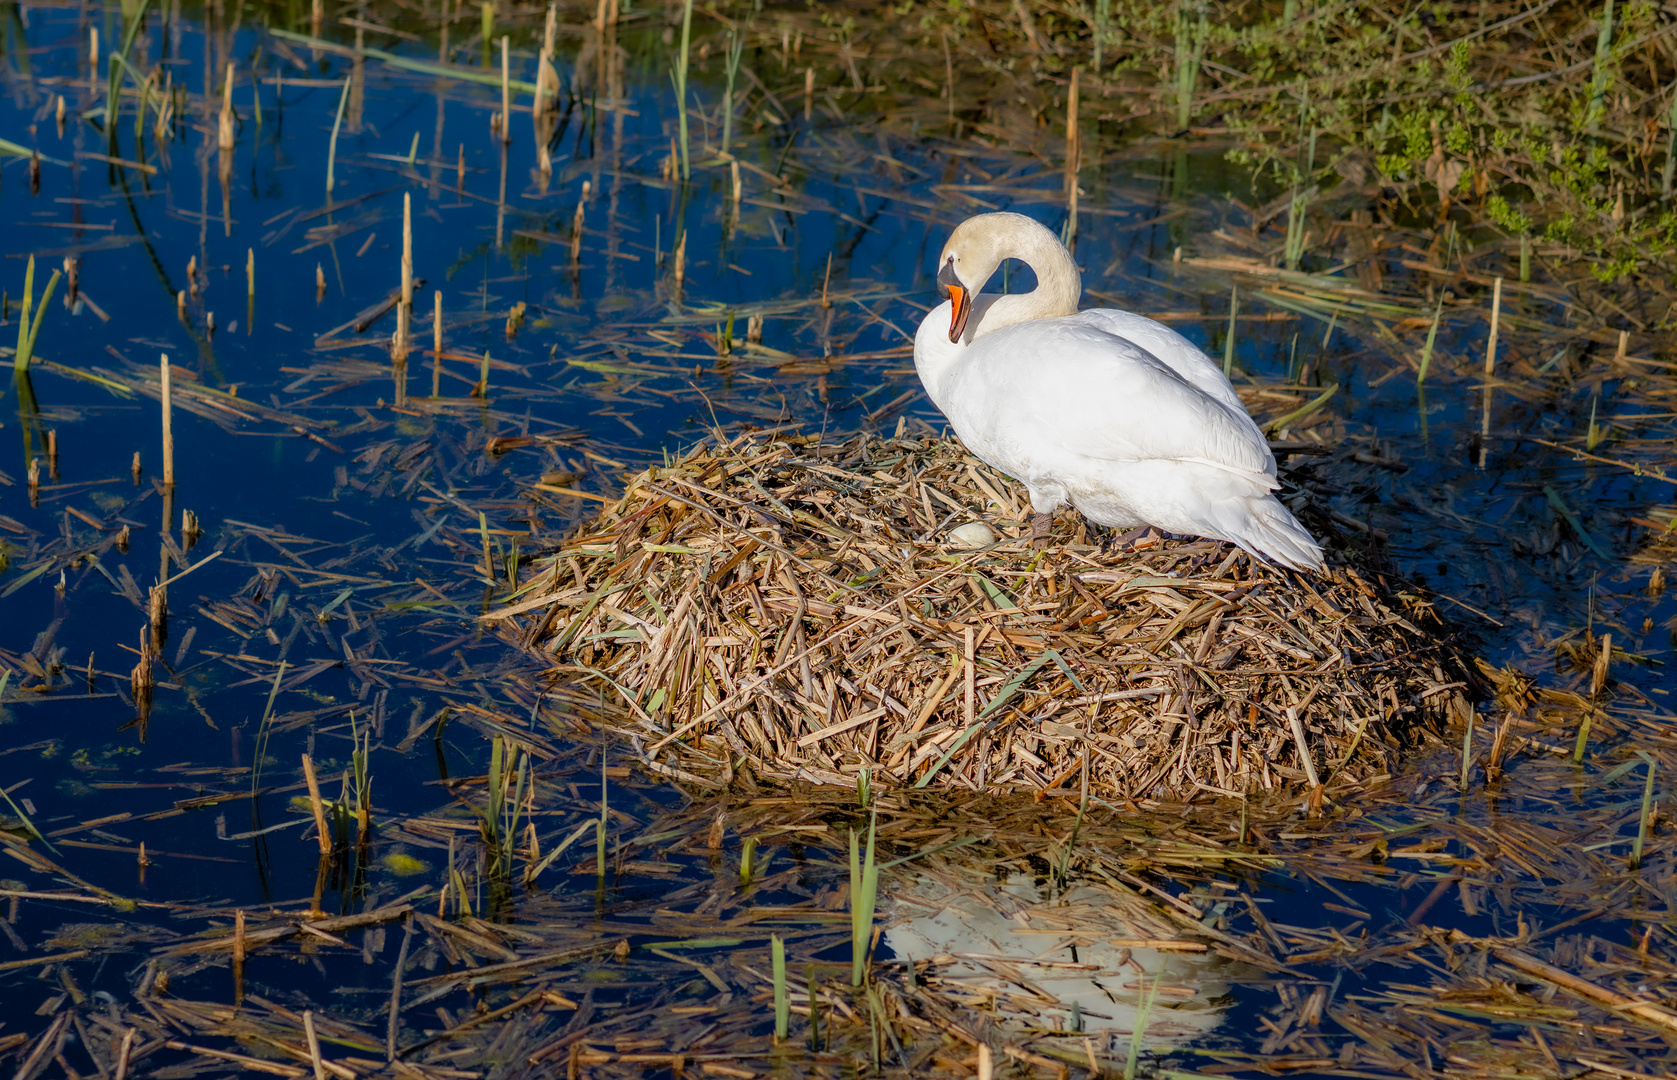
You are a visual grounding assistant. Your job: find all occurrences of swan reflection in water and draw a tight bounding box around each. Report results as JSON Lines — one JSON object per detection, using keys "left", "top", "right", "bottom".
{"left": 882, "top": 870, "right": 1231, "bottom": 1056}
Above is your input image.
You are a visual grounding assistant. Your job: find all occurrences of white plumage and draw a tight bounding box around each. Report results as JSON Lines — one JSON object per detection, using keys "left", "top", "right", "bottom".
{"left": 914, "top": 212, "right": 1324, "bottom": 572}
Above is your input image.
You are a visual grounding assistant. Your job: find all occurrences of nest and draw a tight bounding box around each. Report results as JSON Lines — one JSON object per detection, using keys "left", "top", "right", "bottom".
{"left": 505, "top": 431, "right": 1479, "bottom": 801}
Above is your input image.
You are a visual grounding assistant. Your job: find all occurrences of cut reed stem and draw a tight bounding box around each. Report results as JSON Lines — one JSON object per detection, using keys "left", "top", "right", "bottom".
{"left": 159, "top": 354, "right": 174, "bottom": 489}
{"left": 302, "top": 753, "right": 332, "bottom": 855}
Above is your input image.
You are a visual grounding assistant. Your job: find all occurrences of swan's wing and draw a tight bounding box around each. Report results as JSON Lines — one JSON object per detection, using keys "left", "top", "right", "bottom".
{"left": 1072, "top": 309, "right": 1269, "bottom": 448}
{"left": 945, "top": 320, "right": 1274, "bottom": 478}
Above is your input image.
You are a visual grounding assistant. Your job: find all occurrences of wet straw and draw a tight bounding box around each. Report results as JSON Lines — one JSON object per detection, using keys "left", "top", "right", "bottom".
{"left": 325, "top": 75, "right": 350, "bottom": 196}
{"left": 246, "top": 248, "right": 254, "bottom": 335}
{"left": 114, "top": 1030, "right": 134, "bottom": 1080}
{"left": 303, "top": 1010, "right": 325, "bottom": 1080}
{"left": 159, "top": 354, "right": 174, "bottom": 489}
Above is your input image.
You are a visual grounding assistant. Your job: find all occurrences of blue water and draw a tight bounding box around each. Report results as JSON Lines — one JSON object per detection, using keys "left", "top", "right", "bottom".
{"left": 0, "top": 3, "right": 1674, "bottom": 1075}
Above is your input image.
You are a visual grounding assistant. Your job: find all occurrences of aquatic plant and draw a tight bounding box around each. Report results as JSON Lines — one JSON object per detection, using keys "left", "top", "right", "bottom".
{"left": 11, "top": 256, "right": 60, "bottom": 374}
{"left": 848, "top": 810, "right": 879, "bottom": 987}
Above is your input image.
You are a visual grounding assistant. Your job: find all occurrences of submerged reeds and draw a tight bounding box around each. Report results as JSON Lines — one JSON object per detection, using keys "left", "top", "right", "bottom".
{"left": 496, "top": 431, "right": 1477, "bottom": 799}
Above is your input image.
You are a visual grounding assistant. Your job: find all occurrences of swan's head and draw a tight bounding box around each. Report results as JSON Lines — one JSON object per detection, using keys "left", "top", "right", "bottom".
{"left": 935, "top": 212, "right": 1076, "bottom": 343}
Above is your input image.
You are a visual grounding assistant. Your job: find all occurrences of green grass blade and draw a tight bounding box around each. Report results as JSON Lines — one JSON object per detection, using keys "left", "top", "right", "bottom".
{"left": 772, "top": 935, "right": 789, "bottom": 1041}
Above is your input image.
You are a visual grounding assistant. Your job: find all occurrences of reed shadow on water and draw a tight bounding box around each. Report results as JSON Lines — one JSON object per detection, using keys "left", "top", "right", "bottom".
{"left": 0, "top": 0, "right": 1673, "bottom": 1076}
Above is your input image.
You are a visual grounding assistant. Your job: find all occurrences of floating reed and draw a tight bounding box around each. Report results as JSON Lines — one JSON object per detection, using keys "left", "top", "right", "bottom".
{"left": 496, "top": 432, "right": 1478, "bottom": 798}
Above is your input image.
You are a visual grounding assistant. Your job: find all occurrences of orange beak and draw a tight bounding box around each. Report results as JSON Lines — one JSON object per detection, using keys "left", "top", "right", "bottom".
{"left": 947, "top": 284, "right": 970, "bottom": 343}
{"left": 937, "top": 259, "right": 971, "bottom": 343}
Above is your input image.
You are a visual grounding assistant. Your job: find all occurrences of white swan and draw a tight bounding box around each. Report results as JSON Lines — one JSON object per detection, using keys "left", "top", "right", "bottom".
{"left": 914, "top": 212, "right": 1324, "bottom": 572}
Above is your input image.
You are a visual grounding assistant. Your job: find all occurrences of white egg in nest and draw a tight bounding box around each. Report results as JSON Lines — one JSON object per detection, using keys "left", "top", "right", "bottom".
{"left": 947, "top": 521, "right": 996, "bottom": 549}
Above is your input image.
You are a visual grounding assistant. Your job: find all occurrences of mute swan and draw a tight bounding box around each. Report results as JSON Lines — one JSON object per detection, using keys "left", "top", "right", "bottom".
{"left": 914, "top": 212, "right": 1324, "bottom": 572}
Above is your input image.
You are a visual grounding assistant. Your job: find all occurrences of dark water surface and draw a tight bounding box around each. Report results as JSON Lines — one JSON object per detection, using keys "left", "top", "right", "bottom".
{"left": 2, "top": 3, "right": 1676, "bottom": 1076}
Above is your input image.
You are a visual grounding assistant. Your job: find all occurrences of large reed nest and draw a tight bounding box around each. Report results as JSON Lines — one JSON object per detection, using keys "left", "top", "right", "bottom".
{"left": 503, "top": 432, "right": 1478, "bottom": 801}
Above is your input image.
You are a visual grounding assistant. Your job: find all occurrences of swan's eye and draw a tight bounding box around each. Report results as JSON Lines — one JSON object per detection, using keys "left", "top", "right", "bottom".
{"left": 935, "top": 258, "right": 960, "bottom": 300}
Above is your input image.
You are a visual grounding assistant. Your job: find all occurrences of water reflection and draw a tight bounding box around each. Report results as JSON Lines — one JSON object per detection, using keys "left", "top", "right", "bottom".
{"left": 884, "top": 871, "right": 1229, "bottom": 1051}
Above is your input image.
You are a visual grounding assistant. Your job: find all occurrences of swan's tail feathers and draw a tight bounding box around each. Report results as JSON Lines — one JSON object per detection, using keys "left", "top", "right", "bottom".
{"left": 1223, "top": 496, "right": 1325, "bottom": 573}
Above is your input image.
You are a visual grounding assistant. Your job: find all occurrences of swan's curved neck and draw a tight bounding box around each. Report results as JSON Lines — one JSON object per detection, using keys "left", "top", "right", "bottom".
{"left": 967, "top": 229, "right": 1081, "bottom": 340}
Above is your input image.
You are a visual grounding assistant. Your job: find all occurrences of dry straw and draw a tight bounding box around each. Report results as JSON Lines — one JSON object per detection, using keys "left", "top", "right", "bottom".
{"left": 496, "top": 432, "right": 1477, "bottom": 800}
